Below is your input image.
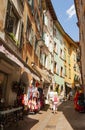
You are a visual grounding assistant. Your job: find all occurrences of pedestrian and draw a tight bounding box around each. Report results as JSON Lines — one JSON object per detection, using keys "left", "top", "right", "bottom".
{"left": 48, "top": 86, "right": 54, "bottom": 110}
{"left": 52, "top": 92, "right": 59, "bottom": 114}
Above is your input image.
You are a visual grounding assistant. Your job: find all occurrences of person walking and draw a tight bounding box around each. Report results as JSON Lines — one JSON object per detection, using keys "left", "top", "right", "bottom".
{"left": 52, "top": 92, "right": 59, "bottom": 114}
{"left": 48, "top": 86, "right": 54, "bottom": 110}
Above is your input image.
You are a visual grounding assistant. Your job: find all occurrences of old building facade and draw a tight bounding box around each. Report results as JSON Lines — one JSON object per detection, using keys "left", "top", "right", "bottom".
{"left": 0, "top": 0, "right": 81, "bottom": 106}
{"left": 0, "top": 0, "right": 25, "bottom": 105}
{"left": 53, "top": 22, "right": 65, "bottom": 94}
{"left": 74, "top": 0, "right": 85, "bottom": 91}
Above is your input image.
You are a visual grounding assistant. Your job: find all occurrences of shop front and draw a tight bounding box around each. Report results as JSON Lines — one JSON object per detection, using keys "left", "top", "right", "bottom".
{"left": 0, "top": 44, "right": 40, "bottom": 107}
{"left": 65, "top": 82, "right": 72, "bottom": 97}
{"left": 31, "top": 65, "right": 52, "bottom": 99}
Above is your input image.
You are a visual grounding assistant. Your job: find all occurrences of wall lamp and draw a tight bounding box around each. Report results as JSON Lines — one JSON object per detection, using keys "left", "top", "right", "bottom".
{"left": 31, "top": 62, "right": 35, "bottom": 67}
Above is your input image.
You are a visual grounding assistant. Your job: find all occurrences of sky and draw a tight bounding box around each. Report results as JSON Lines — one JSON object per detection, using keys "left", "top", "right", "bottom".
{"left": 51, "top": 0, "right": 79, "bottom": 41}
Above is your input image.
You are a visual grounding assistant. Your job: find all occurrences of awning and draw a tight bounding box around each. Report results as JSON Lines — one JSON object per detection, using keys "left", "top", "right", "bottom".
{"left": 0, "top": 45, "right": 24, "bottom": 68}
{"left": 0, "top": 45, "right": 40, "bottom": 81}
{"left": 66, "top": 83, "right": 72, "bottom": 88}
{"left": 33, "top": 65, "right": 52, "bottom": 83}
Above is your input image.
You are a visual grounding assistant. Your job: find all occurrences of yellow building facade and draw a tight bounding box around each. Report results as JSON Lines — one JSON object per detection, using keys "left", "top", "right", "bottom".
{"left": 64, "top": 36, "right": 80, "bottom": 95}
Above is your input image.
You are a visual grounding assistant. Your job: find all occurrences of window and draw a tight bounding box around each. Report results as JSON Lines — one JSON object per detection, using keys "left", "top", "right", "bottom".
{"left": 44, "top": 54, "right": 47, "bottom": 67}
{"left": 68, "top": 55, "right": 70, "bottom": 65}
{"left": 53, "top": 27, "right": 56, "bottom": 37}
{"left": 35, "top": 40, "right": 39, "bottom": 56}
{"left": 54, "top": 42, "right": 57, "bottom": 53}
{"left": 19, "top": 0, "right": 24, "bottom": 8}
{"left": 54, "top": 62, "right": 57, "bottom": 73}
{"left": 44, "top": 15, "right": 48, "bottom": 26}
{"left": 5, "top": 0, "right": 23, "bottom": 47}
{"left": 5, "top": 1, "right": 19, "bottom": 35}
{"left": 69, "top": 69, "right": 71, "bottom": 79}
{"left": 28, "top": 0, "right": 34, "bottom": 11}
{"left": 35, "top": 11, "right": 41, "bottom": 32}
{"left": 60, "top": 67, "right": 63, "bottom": 77}
{"left": 54, "top": 62, "right": 58, "bottom": 74}
{"left": 74, "top": 64, "right": 76, "bottom": 71}
{"left": 65, "top": 66, "right": 67, "bottom": 76}
{"left": 60, "top": 49, "right": 62, "bottom": 58}
{"left": 26, "top": 16, "right": 33, "bottom": 45}
{"left": 38, "top": 0, "right": 42, "bottom": 10}
{"left": 40, "top": 49, "right": 42, "bottom": 59}
{"left": 19, "top": 23, "right": 24, "bottom": 50}
{"left": 26, "top": 56, "right": 28, "bottom": 63}
{"left": 64, "top": 49, "right": 66, "bottom": 61}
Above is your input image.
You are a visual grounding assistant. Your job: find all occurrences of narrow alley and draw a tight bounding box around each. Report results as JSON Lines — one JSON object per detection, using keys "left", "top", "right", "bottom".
{"left": 5, "top": 100, "right": 85, "bottom": 130}
{"left": 0, "top": 0, "right": 85, "bottom": 130}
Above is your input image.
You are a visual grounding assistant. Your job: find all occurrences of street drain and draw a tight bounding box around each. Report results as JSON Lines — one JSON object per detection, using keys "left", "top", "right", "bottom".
{"left": 46, "top": 125, "right": 56, "bottom": 129}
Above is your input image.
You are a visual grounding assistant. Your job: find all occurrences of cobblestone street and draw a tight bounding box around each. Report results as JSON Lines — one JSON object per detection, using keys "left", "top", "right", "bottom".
{"left": 5, "top": 100, "right": 85, "bottom": 130}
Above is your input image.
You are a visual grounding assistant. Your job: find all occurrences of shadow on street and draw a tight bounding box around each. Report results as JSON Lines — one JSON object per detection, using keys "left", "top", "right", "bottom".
{"left": 5, "top": 116, "right": 39, "bottom": 130}
{"left": 5, "top": 104, "right": 50, "bottom": 130}
{"left": 41, "top": 104, "right": 50, "bottom": 111}
{"left": 58, "top": 100, "right": 85, "bottom": 130}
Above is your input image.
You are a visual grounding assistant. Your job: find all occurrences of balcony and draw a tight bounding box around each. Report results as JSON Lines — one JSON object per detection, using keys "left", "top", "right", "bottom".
{"left": 37, "top": 38, "right": 50, "bottom": 55}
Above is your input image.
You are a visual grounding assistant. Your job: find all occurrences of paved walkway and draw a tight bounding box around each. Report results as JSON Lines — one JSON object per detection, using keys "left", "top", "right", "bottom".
{"left": 5, "top": 100, "right": 85, "bottom": 130}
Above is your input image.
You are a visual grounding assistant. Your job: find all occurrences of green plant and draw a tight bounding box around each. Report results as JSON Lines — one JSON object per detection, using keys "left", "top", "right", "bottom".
{"left": 9, "top": 33, "right": 19, "bottom": 46}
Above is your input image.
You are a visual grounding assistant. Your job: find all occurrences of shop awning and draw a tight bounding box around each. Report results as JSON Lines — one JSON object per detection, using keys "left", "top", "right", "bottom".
{"left": 33, "top": 65, "right": 52, "bottom": 83}
{"left": 0, "top": 45, "right": 40, "bottom": 81}
{"left": 66, "top": 83, "right": 72, "bottom": 88}
{"left": 0, "top": 45, "right": 24, "bottom": 68}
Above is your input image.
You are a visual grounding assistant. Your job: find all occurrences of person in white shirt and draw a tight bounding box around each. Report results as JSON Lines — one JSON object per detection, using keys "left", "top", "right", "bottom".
{"left": 48, "top": 87, "right": 58, "bottom": 110}
{"left": 52, "top": 92, "right": 59, "bottom": 113}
